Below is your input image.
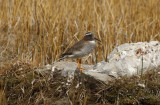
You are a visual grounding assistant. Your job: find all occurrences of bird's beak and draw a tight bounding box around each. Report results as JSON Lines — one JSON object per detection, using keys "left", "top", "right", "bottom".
{"left": 94, "top": 37, "right": 101, "bottom": 42}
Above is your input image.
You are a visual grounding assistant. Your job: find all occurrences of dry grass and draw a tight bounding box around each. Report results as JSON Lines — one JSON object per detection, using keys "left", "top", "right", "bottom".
{"left": 0, "top": 0, "right": 160, "bottom": 67}
{"left": 0, "top": 61, "right": 160, "bottom": 105}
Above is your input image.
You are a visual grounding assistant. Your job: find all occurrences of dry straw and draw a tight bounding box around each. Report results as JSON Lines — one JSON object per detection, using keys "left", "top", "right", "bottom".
{"left": 0, "top": 0, "right": 160, "bottom": 66}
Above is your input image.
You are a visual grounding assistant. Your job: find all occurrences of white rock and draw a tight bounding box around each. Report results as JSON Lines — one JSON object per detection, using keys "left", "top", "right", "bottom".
{"left": 103, "top": 41, "right": 160, "bottom": 77}
{"left": 38, "top": 41, "right": 160, "bottom": 83}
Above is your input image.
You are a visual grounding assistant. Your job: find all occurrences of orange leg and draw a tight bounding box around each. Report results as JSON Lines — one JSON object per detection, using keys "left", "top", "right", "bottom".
{"left": 77, "top": 59, "right": 87, "bottom": 72}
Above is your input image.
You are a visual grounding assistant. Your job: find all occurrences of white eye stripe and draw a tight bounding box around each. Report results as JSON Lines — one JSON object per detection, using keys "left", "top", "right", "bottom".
{"left": 85, "top": 33, "right": 92, "bottom": 36}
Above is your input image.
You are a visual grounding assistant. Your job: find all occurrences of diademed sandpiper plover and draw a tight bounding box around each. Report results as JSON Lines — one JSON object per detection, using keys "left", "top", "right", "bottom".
{"left": 61, "top": 32, "right": 101, "bottom": 72}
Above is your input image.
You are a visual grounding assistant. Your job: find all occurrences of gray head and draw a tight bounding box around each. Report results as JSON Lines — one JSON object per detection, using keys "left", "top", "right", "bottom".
{"left": 83, "top": 32, "right": 101, "bottom": 42}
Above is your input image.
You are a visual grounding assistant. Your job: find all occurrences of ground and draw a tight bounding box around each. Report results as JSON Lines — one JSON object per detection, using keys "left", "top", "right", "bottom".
{"left": 0, "top": 61, "right": 160, "bottom": 105}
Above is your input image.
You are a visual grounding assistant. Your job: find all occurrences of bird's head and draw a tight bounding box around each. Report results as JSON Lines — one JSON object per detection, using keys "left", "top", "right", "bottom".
{"left": 83, "top": 32, "right": 101, "bottom": 42}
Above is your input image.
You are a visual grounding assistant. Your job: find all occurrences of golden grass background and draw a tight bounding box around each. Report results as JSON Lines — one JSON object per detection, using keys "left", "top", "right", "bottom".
{"left": 0, "top": 0, "right": 160, "bottom": 67}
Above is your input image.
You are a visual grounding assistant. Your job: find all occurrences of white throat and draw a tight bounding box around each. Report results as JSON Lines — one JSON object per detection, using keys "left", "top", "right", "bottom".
{"left": 89, "top": 40, "right": 96, "bottom": 45}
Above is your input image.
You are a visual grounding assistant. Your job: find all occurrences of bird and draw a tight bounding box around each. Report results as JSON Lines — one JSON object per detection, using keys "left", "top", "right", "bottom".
{"left": 61, "top": 32, "right": 101, "bottom": 72}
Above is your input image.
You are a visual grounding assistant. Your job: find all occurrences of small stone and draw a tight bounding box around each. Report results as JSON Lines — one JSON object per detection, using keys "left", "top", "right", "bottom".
{"left": 138, "top": 83, "right": 145, "bottom": 88}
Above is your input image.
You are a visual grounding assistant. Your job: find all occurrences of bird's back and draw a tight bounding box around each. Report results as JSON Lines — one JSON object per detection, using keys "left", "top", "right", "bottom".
{"left": 61, "top": 39, "right": 96, "bottom": 59}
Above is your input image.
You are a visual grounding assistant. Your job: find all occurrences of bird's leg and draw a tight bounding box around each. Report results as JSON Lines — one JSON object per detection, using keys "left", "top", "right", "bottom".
{"left": 77, "top": 59, "right": 81, "bottom": 72}
{"left": 77, "top": 59, "right": 87, "bottom": 72}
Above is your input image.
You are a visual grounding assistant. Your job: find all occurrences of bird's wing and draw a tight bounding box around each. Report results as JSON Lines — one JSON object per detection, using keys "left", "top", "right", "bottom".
{"left": 61, "top": 40, "right": 85, "bottom": 56}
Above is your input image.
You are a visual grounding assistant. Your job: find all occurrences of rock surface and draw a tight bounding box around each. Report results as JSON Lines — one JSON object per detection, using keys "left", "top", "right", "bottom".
{"left": 103, "top": 41, "right": 160, "bottom": 77}
{"left": 40, "top": 41, "right": 160, "bottom": 83}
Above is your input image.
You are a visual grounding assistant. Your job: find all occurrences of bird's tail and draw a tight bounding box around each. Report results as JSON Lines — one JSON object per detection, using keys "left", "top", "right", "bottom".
{"left": 58, "top": 53, "right": 67, "bottom": 61}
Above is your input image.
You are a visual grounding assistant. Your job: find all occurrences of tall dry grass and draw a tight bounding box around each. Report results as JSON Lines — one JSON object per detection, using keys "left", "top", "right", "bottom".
{"left": 0, "top": 0, "right": 160, "bottom": 66}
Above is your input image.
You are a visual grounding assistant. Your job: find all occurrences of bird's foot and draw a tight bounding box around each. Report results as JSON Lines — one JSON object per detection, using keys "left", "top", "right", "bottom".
{"left": 79, "top": 67, "right": 87, "bottom": 72}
